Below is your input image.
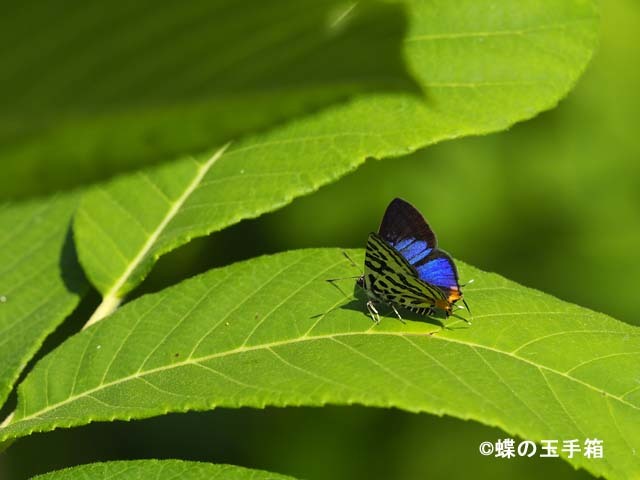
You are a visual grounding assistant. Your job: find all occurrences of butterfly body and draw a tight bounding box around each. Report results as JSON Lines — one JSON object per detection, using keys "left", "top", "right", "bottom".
{"left": 359, "top": 198, "right": 466, "bottom": 323}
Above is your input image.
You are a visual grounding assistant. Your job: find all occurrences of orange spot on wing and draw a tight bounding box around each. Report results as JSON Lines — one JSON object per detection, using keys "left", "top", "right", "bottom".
{"left": 447, "top": 288, "right": 462, "bottom": 304}
{"left": 436, "top": 288, "right": 462, "bottom": 312}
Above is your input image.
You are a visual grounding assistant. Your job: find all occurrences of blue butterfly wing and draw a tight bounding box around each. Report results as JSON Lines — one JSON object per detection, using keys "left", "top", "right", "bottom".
{"left": 378, "top": 198, "right": 437, "bottom": 263}
{"left": 414, "top": 250, "right": 460, "bottom": 292}
{"left": 378, "top": 198, "right": 460, "bottom": 294}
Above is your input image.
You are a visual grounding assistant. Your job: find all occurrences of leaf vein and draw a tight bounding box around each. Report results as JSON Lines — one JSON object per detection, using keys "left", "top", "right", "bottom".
{"left": 470, "top": 345, "right": 552, "bottom": 433}
{"left": 511, "top": 329, "right": 632, "bottom": 355}
{"left": 8, "top": 329, "right": 640, "bottom": 428}
{"left": 564, "top": 352, "right": 640, "bottom": 375}
{"left": 404, "top": 336, "right": 503, "bottom": 414}
{"left": 406, "top": 19, "right": 594, "bottom": 42}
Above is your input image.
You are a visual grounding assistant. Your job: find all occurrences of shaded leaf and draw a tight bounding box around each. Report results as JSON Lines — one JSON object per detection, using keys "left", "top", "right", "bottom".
{"left": 2, "top": 249, "right": 638, "bottom": 480}
{"left": 31, "top": 460, "right": 297, "bottom": 480}
{"left": 0, "top": 0, "right": 413, "bottom": 199}
{"left": 0, "top": 194, "right": 87, "bottom": 409}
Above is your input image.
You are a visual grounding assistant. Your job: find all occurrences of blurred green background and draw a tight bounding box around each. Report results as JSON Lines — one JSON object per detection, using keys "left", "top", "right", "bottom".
{"left": 2, "top": 0, "right": 638, "bottom": 479}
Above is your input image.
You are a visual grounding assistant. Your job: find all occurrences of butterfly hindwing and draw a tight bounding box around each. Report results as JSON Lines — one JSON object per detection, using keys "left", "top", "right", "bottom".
{"left": 414, "top": 249, "right": 460, "bottom": 296}
{"left": 362, "top": 232, "right": 446, "bottom": 313}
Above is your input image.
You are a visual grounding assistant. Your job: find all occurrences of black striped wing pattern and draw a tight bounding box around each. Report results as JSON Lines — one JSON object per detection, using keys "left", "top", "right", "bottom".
{"left": 361, "top": 232, "right": 448, "bottom": 318}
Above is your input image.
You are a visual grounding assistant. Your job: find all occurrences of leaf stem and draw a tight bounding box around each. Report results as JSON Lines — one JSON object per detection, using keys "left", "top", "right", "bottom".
{"left": 0, "top": 411, "right": 13, "bottom": 429}
{"left": 80, "top": 142, "right": 231, "bottom": 330}
{"left": 83, "top": 294, "right": 122, "bottom": 330}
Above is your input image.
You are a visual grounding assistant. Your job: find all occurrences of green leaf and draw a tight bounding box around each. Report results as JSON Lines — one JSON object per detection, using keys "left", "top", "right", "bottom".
{"left": 2, "top": 249, "right": 638, "bottom": 480}
{"left": 0, "top": 194, "right": 87, "bottom": 409}
{"left": 74, "top": 145, "right": 229, "bottom": 313}
{"left": 74, "top": 0, "right": 599, "bottom": 315}
{"left": 31, "top": 460, "right": 297, "bottom": 480}
{"left": 0, "top": 0, "right": 414, "bottom": 199}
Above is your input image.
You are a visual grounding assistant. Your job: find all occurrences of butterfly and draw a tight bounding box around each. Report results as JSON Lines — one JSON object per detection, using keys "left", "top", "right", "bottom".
{"left": 357, "top": 198, "right": 469, "bottom": 324}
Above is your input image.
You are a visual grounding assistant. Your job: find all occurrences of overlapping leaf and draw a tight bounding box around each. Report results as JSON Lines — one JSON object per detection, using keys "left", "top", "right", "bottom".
{"left": 74, "top": 0, "right": 599, "bottom": 318}
{"left": 32, "top": 460, "right": 297, "bottom": 480}
{"left": 2, "top": 249, "right": 638, "bottom": 479}
{"left": 0, "top": 194, "right": 87, "bottom": 409}
{"left": 0, "top": 0, "right": 599, "bottom": 417}
{"left": 0, "top": 0, "right": 411, "bottom": 401}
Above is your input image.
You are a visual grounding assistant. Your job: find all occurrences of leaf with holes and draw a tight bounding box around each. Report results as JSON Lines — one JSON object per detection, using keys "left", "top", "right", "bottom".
{"left": 73, "top": 0, "right": 599, "bottom": 326}
{"left": 32, "top": 460, "right": 298, "bottom": 480}
{"left": 2, "top": 249, "right": 638, "bottom": 480}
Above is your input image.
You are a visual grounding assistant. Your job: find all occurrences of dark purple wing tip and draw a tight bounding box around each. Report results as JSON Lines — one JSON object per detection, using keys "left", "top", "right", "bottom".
{"left": 378, "top": 197, "right": 437, "bottom": 248}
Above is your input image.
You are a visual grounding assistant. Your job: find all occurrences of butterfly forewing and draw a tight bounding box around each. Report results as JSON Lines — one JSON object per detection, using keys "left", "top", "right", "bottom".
{"left": 378, "top": 198, "right": 437, "bottom": 250}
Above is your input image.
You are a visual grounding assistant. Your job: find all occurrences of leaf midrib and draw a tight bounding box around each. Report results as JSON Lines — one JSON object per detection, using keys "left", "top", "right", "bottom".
{"left": 82, "top": 144, "right": 229, "bottom": 328}
{"left": 106, "top": 146, "right": 228, "bottom": 297}
{"left": 6, "top": 327, "right": 639, "bottom": 435}
{"left": 405, "top": 18, "right": 595, "bottom": 43}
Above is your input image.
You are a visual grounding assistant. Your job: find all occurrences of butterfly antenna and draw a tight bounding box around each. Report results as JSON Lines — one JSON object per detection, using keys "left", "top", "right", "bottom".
{"left": 326, "top": 276, "right": 361, "bottom": 299}
{"left": 342, "top": 250, "right": 359, "bottom": 268}
{"left": 461, "top": 278, "right": 475, "bottom": 287}
{"left": 326, "top": 250, "right": 364, "bottom": 296}
{"left": 326, "top": 275, "right": 360, "bottom": 282}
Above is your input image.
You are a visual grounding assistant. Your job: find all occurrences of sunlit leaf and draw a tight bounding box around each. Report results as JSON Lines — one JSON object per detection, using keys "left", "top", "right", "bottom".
{"left": 2, "top": 249, "right": 637, "bottom": 480}
{"left": 31, "top": 460, "right": 297, "bottom": 480}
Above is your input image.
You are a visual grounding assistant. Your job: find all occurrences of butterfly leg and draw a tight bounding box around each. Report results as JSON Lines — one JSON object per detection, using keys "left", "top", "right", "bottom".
{"left": 366, "top": 300, "right": 381, "bottom": 324}
{"left": 450, "top": 311, "right": 472, "bottom": 324}
{"left": 390, "top": 304, "right": 406, "bottom": 324}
